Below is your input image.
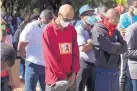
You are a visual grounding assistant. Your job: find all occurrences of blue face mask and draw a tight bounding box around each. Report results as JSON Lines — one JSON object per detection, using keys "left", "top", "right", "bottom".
{"left": 87, "top": 16, "right": 98, "bottom": 25}
{"left": 41, "top": 23, "right": 46, "bottom": 28}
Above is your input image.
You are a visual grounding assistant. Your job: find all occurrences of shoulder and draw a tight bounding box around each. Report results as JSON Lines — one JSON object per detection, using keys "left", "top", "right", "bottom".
{"left": 24, "top": 22, "right": 35, "bottom": 30}
{"left": 42, "top": 22, "right": 54, "bottom": 35}
{"left": 92, "top": 22, "right": 106, "bottom": 33}
{"left": 127, "top": 22, "right": 137, "bottom": 34}
{"left": 20, "top": 22, "right": 37, "bottom": 35}
{"left": 121, "top": 12, "right": 128, "bottom": 18}
{"left": 75, "top": 25, "right": 84, "bottom": 34}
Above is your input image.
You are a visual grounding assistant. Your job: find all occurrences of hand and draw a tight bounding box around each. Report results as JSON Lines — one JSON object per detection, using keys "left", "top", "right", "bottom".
{"left": 87, "top": 39, "right": 92, "bottom": 44}
{"left": 68, "top": 72, "right": 76, "bottom": 87}
{"left": 120, "top": 29, "right": 126, "bottom": 37}
{"left": 8, "top": 80, "right": 15, "bottom": 89}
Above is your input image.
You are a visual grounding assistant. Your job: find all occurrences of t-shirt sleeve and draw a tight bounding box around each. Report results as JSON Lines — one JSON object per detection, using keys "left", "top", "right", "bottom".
{"left": 75, "top": 26, "right": 86, "bottom": 46}
{"left": 118, "top": 14, "right": 127, "bottom": 30}
{"left": 19, "top": 24, "right": 34, "bottom": 42}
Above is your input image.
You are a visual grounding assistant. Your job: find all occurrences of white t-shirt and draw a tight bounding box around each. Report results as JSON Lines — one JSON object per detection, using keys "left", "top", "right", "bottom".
{"left": 19, "top": 21, "right": 45, "bottom": 66}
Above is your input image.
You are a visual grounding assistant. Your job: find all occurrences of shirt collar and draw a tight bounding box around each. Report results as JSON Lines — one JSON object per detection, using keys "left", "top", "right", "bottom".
{"left": 52, "top": 18, "right": 61, "bottom": 30}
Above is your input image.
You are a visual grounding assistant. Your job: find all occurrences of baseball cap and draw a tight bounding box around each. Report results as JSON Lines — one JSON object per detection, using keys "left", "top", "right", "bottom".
{"left": 79, "top": 5, "right": 94, "bottom": 16}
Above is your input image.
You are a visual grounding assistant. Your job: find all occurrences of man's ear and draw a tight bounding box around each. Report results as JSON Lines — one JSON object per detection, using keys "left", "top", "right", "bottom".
{"left": 38, "top": 18, "right": 41, "bottom": 21}
{"left": 58, "top": 12, "right": 61, "bottom": 17}
{"left": 129, "top": 6, "right": 134, "bottom": 12}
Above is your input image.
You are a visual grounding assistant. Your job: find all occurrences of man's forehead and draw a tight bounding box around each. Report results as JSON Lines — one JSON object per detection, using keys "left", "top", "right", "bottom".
{"left": 107, "top": 13, "right": 119, "bottom": 20}
{"left": 108, "top": 16, "right": 119, "bottom": 22}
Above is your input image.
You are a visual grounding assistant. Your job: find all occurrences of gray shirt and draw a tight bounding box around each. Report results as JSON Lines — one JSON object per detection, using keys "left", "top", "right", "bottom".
{"left": 124, "top": 22, "right": 137, "bottom": 79}
{"left": 75, "top": 25, "right": 96, "bottom": 65}
{"left": 91, "top": 23, "right": 127, "bottom": 69}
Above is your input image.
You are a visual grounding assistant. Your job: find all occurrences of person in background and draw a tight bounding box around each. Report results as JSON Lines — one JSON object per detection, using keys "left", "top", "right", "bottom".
{"left": 14, "top": 13, "right": 40, "bottom": 50}
{"left": 91, "top": 8, "right": 127, "bottom": 91}
{"left": 118, "top": 1, "right": 137, "bottom": 90}
{"left": 14, "top": 13, "right": 40, "bottom": 82}
{"left": 121, "top": 22, "right": 137, "bottom": 91}
{"left": 75, "top": 5, "right": 95, "bottom": 27}
{"left": 42, "top": 4, "right": 80, "bottom": 91}
{"left": 0, "top": 11, "right": 14, "bottom": 45}
{"left": 11, "top": 14, "right": 18, "bottom": 32}
{"left": 95, "top": 5, "right": 108, "bottom": 22}
{"left": 16, "top": 14, "right": 22, "bottom": 27}
{"left": 0, "top": 21, "right": 16, "bottom": 91}
{"left": 75, "top": 5, "right": 97, "bottom": 91}
{"left": 115, "top": 4, "right": 126, "bottom": 15}
{"left": 118, "top": 0, "right": 137, "bottom": 37}
{"left": 18, "top": 9, "right": 53, "bottom": 91}
{"left": 0, "top": 43, "right": 16, "bottom": 72}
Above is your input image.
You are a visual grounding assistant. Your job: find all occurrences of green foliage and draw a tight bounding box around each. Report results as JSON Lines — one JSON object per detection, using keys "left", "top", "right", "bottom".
{"left": 115, "top": 0, "right": 127, "bottom": 5}
{"left": 70, "top": 0, "right": 116, "bottom": 17}
{"left": 1, "top": 0, "right": 125, "bottom": 17}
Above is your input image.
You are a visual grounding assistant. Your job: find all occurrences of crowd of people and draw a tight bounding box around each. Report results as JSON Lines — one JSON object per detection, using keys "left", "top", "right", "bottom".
{"left": 0, "top": 0, "right": 137, "bottom": 91}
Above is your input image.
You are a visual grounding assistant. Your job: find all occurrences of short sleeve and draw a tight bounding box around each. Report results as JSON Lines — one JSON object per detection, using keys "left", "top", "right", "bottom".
{"left": 19, "top": 23, "right": 34, "bottom": 42}
{"left": 118, "top": 14, "right": 127, "bottom": 30}
{"left": 75, "top": 26, "right": 86, "bottom": 46}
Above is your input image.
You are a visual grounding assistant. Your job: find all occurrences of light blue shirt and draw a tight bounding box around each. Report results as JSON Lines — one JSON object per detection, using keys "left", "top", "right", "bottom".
{"left": 75, "top": 24, "right": 95, "bottom": 64}
{"left": 75, "top": 20, "right": 83, "bottom": 27}
{"left": 118, "top": 12, "right": 137, "bottom": 30}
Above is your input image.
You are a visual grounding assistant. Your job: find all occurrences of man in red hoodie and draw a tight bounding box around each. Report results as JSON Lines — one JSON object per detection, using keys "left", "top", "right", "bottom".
{"left": 42, "top": 4, "right": 80, "bottom": 91}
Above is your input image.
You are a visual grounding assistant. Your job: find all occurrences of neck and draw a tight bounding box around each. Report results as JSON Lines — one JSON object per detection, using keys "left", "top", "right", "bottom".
{"left": 82, "top": 21, "right": 90, "bottom": 30}
{"left": 128, "top": 11, "right": 134, "bottom": 16}
{"left": 55, "top": 17, "right": 64, "bottom": 30}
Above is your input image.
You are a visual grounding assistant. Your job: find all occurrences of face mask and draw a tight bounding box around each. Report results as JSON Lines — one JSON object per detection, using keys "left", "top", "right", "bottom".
{"left": 60, "top": 20, "right": 70, "bottom": 28}
{"left": 41, "top": 23, "right": 46, "bottom": 28}
{"left": 103, "top": 12, "right": 107, "bottom": 16}
{"left": 133, "top": 8, "right": 137, "bottom": 15}
{"left": 87, "top": 16, "right": 98, "bottom": 25}
{"left": 104, "top": 18, "right": 117, "bottom": 36}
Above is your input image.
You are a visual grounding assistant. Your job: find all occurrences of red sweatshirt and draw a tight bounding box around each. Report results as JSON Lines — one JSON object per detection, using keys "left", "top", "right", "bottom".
{"left": 42, "top": 19, "right": 80, "bottom": 84}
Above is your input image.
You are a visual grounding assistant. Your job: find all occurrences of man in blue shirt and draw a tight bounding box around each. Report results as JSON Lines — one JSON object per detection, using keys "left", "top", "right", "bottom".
{"left": 75, "top": 5, "right": 97, "bottom": 91}
{"left": 118, "top": 0, "right": 137, "bottom": 37}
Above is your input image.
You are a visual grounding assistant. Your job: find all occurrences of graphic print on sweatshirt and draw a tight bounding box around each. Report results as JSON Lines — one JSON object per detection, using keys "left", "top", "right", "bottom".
{"left": 59, "top": 43, "right": 72, "bottom": 54}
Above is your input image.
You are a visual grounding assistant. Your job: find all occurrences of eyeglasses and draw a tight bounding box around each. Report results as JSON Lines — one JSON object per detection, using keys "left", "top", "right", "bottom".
{"left": 59, "top": 13, "right": 75, "bottom": 23}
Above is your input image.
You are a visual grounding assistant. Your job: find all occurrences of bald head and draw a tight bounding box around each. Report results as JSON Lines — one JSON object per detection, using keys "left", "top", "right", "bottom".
{"left": 106, "top": 8, "right": 120, "bottom": 19}
{"left": 105, "top": 8, "right": 120, "bottom": 24}
{"left": 58, "top": 4, "right": 74, "bottom": 19}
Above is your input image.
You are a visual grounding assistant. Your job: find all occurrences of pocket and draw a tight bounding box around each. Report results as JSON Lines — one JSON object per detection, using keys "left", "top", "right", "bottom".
{"left": 95, "top": 72, "right": 111, "bottom": 91}
{"left": 110, "top": 72, "right": 119, "bottom": 91}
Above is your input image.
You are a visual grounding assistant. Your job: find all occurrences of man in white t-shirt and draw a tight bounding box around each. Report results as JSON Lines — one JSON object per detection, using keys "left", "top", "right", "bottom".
{"left": 18, "top": 9, "right": 53, "bottom": 91}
